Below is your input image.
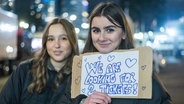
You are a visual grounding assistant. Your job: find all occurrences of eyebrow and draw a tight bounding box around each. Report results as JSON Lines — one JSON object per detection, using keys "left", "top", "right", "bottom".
{"left": 48, "top": 34, "right": 67, "bottom": 36}
{"left": 104, "top": 25, "right": 117, "bottom": 29}
{"left": 91, "top": 25, "right": 117, "bottom": 29}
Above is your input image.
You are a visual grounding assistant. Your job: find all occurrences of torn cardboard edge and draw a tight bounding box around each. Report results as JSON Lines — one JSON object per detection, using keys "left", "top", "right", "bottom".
{"left": 71, "top": 46, "right": 153, "bottom": 99}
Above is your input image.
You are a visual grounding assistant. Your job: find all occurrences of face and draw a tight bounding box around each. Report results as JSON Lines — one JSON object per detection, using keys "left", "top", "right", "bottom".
{"left": 46, "top": 24, "right": 72, "bottom": 64}
{"left": 91, "top": 16, "right": 125, "bottom": 53}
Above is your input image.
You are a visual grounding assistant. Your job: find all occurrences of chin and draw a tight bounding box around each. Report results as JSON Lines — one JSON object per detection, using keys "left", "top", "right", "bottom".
{"left": 99, "top": 50, "right": 113, "bottom": 54}
{"left": 97, "top": 47, "right": 114, "bottom": 54}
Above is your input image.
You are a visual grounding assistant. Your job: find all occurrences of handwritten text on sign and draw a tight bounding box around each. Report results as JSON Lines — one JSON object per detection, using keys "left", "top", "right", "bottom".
{"left": 81, "top": 51, "right": 139, "bottom": 97}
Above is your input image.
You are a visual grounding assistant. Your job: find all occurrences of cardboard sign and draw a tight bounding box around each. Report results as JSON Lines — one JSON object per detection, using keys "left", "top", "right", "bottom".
{"left": 71, "top": 46, "right": 152, "bottom": 99}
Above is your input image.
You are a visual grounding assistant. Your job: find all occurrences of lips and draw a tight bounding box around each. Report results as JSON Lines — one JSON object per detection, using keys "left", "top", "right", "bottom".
{"left": 53, "top": 51, "right": 62, "bottom": 55}
{"left": 98, "top": 43, "right": 110, "bottom": 48}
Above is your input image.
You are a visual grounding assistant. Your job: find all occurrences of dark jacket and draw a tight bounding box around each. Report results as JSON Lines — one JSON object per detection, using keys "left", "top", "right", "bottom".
{"left": 73, "top": 72, "right": 172, "bottom": 104}
{"left": 0, "top": 59, "right": 72, "bottom": 104}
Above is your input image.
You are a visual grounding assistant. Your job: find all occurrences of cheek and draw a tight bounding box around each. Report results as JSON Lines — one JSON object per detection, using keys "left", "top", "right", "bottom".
{"left": 111, "top": 33, "right": 122, "bottom": 41}
{"left": 117, "top": 31, "right": 123, "bottom": 40}
{"left": 46, "top": 43, "right": 49, "bottom": 49}
{"left": 112, "top": 34, "right": 122, "bottom": 46}
{"left": 65, "top": 42, "right": 72, "bottom": 52}
{"left": 46, "top": 43, "right": 51, "bottom": 55}
{"left": 91, "top": 34, "right": 97, "bottom": 42}
{"left": 66, "top": 46, "right": 72, "bottom": 56}
{"left": 67, "top": 45, "right": 72, "bottom": 52}
{"left": 46, "top": 43, "right": 52, "bottom": 50}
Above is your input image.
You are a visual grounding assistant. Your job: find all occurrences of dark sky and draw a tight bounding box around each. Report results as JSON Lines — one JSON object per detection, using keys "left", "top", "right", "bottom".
{"left": 165, "top": 0, "right": 184, "bottom": 20}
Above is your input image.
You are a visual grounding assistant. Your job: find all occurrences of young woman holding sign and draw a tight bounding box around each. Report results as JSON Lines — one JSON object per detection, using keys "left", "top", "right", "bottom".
{"left": 74, "top": 2, "right": 172, "bottom": 104}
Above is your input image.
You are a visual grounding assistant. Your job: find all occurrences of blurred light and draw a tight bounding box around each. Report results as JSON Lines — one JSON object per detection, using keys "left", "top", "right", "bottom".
{"left": 154, "top": 35, "right": 167, "bottom": 43}
{"left": 166, "top": 28, "right": 177, "bottom": 36}
{"left": 82, "top": 0, "right": 89, "bottom": 6}
{"left": 31, "top": 38, "right": 42, "bottom": 50}
{"left": 134, "top": 32, "right": 143, "bottom": 40}
{"left": 45, "top": 17, "right": 55, "bottom": 22}
{"left": 160, "top": 27, "right": 165, "bottom": 32}
{"left": 3, "top": 10, "right": 16, "bottom": 19}
{"left": 62, "top": 12, "right": 69, "bottom": 18}
{"left": 0, "top": 23, "right": 17, "bottom": 32}
{"left": 179, "top": 16, "right": 184, "bottom": 23}
{"left": 78, "top": 39, "right": 85, "bottom": 53}
{"left": 30, "top": 11, "right": 35, "bottom": 16}
{"left": 81, "top": 23, "right": 89, "bottom": 29}
{"left": 152, "top": 34, "right": 175, "bottom": 50}
{"left": 48, "top": 7, "right": 54, "bottom": 13}
{"left": 148, "top": 31, "right": 153, "bottom": 37}
{"left": 4, "top": 66, "right": 9, "bottom": 72}
{"left": 75, "top": 28, "right": 80, "bottom": 34}
{"left": 27, "top": 33, "right": 32, "bottom": 39}
{"left": 20, "top": 42, "right": 25, "bottom": 48}
{"left": 82, "top": 11, "right": 89, "bottom": 17}
{"left": 154, "top": 38, "right": 159, "bottom": 45}
{"left": 42, "top": 0, "right": 55, "bottom": 3}
{"left": 146, "top": 41, "right": 153, "bottom": 47}
{"left": 35, "top": 0, "right": 41, "bottom": 4}
{"left": 36, "top": 8, "right": 41, "bottom": 12}
{"left": 31, "top": 25, "right": 36, "bottom": 33}
{"left": 161, "top": 58, "right": 166, "bottom": 65}
{"left": 36, "top": 13, "right": 41, "bottom": 19}
{"left": 38, "top": 4, "right": 44, "bottom": 9}
{"left": 70, "top": 0, "right": 77, "bottom": 5}
{"left": 70, "top": 14, "right": 77, "bottom": 21}
{"left": 6, "top": 46, "right": 14, "bottom": 53}
{"left": 8, "top": 1, "right": 13, "bottom": 7}
{"left": 19, "top": 21, "right": 29, "bottom": 29}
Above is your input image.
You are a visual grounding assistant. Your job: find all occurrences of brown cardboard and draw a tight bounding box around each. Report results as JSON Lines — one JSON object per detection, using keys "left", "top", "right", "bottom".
{"left": 71, "top": 46, "right": 152, "bottom": 99}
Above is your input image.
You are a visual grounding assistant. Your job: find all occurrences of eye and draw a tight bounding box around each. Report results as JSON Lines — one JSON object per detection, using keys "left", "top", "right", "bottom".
{"left": 60, "top": 35, "right": 68, "bottom": 41}
{"left": 47, "top": 37, "right": 54, "bottom": 41}
{"left": 61, "top": 37, "right": 67, "bottom": 40}
{"left": 106, "top": 28, "right": 115, "bottom": 33}
{"left": 91, "top": 28, "right": 100, "bottom": 33}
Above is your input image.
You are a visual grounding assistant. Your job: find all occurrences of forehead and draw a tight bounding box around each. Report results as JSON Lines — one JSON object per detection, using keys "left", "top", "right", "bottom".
{"left": 48, "top": 24, "right": 66, "bottom": 34}
{"left": 91, "top": 16, "right": 114, "bottom": 27}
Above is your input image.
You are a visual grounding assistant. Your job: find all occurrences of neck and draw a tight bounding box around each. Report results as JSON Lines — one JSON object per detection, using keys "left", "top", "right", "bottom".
{"left": 50, "top": 59, "right": 67, "bottom": 72}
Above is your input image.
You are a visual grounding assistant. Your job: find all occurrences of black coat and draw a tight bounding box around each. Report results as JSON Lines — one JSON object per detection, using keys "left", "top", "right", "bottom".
{"left": 0, "top": 59, "right": 72, "bottom": 104}
{"left": 73, "top": 72, "right": 172, "bottom": 104}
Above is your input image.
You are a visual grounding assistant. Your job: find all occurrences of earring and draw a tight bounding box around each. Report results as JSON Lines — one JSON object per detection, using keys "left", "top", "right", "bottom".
{"left": 122, "top": 34, "right": 126, "bottom": 39}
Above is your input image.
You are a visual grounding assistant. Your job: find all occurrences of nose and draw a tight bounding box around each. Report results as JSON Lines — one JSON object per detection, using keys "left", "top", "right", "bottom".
{"left": 99, "top": 31, "right": 106, "bottom": 41}
{"left": 54, "top": 40, "right": 61, "bottom": 48}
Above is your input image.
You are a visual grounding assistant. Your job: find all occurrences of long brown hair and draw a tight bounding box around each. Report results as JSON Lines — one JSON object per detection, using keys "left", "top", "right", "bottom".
{"left": 28, "top": 18, "right": 79, "bottom": 93}
{"left": 83, "top": 2, "right": 134, "bottom": 53}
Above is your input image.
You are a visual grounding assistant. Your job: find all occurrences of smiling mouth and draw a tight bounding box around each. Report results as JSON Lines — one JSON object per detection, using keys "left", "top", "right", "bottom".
{"left": 54, "top": 51, "right": 62, "bottom": 55}
{"left": 98, "top": 43, "right": 110, "bottom": 47}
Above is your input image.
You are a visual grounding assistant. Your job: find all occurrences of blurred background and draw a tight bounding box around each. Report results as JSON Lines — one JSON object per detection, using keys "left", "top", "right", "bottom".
{"left": 0, "top": 0, "right": 184, "bottom": 103}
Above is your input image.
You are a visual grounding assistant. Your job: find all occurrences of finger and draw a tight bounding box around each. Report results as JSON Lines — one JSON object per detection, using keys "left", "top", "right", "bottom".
{"left": 91, "top": 92, "right": 111, "bottom": 104}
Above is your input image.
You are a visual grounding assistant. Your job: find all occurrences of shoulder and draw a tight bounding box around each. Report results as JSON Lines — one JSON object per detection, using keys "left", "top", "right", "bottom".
{"left": 152, "top": 72, "right": 168, "bottom": 93}
{"left": 18, "top": 58, "right": 34, "bottom": 68}
{"left": 152, "top": 72, "right": 172, "bottom": 103}
{"left": 17, "top": 59, "right": 34, "bottom": 71}
{"left": 13, "top": 59, "right": 34, "bottom": 78}
{"left": 0, "top": 59, "right": 34, "bottom": 103}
